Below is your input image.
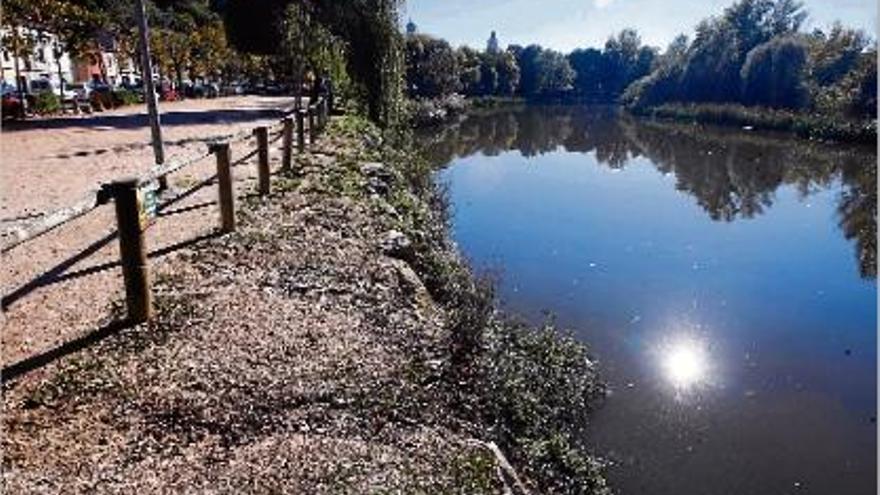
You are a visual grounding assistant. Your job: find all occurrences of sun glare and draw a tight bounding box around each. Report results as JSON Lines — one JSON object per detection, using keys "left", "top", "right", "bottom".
{"left": 662, "top": 339, "right": 708, "bottom": 389}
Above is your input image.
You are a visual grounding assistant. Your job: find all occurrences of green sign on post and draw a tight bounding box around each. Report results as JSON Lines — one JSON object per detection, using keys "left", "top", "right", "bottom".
{"left": 138, "top": 179, "right": 160, "bottom": 227}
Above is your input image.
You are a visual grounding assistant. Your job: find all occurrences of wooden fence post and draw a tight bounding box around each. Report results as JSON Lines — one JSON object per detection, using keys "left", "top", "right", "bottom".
{"left": 212, "top": 142, "right": 235, "bottom": 232}
{"left": 296, "top": 109, "right": 306, "bottom": 153}
{"left": 282, "top": 116, "right": 294, "bottom": 171}
{"left": 254, "top": 126, "right": 270, "bottom": 195}
{"left": 308, "top": 106, "right": 317, "bottom": 145}
{"left": 112, "top": 178, "right": 153, "bottom": 323}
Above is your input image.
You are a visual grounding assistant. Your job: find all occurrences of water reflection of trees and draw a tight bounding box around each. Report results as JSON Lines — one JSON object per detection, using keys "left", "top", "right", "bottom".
{"left": 421, "top": 106, "right": 876, "bottom": 279}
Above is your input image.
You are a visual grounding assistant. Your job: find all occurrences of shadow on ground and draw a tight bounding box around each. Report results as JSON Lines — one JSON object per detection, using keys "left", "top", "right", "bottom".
{"left": 1, "top": 107, "right": 289, "bottom": 133}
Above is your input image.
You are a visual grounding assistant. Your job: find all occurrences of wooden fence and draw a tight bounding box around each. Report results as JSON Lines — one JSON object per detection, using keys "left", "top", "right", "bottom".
{"left": 2, "top": 96, "right": 331, "bottom": 323}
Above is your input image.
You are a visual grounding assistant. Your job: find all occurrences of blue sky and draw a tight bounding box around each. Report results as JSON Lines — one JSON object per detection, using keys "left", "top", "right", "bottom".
{"left": 404, "top": 0, "right": 877, "bottom": 52}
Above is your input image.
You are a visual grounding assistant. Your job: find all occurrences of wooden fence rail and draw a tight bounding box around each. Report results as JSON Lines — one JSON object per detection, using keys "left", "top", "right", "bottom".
{"left": 5, "top": 97, "right": 329, "bottom": 326}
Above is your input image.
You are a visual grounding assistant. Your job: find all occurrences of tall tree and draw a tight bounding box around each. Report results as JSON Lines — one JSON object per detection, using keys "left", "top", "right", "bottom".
{"left": 223, "top": 0, "right": 404, "bottom": 124}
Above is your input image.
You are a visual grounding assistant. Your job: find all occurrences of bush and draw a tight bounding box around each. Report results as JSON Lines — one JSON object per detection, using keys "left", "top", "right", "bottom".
{"left": 32, "top": 92, "right": 61, "bottom": 115}
{"left": 633, "top": 102, "right": 876, "bottom": 143}
{"left": 111, "top": 89, "right": 140, "bottom": 107}
{"left": 90, "top": 91, "right": 113, "bottom": 110}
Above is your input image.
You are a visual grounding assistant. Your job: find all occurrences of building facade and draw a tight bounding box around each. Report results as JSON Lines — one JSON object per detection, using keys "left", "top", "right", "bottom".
{"left": 1, "top": 27, "right": 141, "bottom": 92}
{"left": 1, "top": 27, "right": 73, "bottom": 92}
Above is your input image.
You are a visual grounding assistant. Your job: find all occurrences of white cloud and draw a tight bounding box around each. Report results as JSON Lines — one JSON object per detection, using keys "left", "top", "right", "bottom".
{"left": 594, "top": 0, "right": 615, "bottom": 9}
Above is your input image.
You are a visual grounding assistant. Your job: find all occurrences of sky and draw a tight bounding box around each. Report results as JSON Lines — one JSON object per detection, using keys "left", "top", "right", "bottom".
{"left": 404, "top": 0, "right": 877, "bottom": 52}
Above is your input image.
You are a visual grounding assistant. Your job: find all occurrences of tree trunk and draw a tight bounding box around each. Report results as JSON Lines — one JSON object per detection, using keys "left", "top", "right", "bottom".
{"left": 12, "top": 27, "right": 26, "bottom": 118}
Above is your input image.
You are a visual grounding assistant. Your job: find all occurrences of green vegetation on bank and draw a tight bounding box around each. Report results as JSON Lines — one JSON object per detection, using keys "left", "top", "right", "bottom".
{"left": 329, "top": 115, "right": 612, "bottom": 493}
{"left": 633, "top": 102, "right": 877, "bottom": 143}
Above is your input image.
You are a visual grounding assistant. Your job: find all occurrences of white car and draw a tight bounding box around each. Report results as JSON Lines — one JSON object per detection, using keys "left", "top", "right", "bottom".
{"left": 65, "top": 83, "right": 92, "bottom": 101}
{"left": 29, "top": 78, "right": 63, "bottom": 97}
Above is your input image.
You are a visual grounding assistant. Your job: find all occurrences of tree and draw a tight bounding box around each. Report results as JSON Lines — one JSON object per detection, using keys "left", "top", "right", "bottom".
{"left": 537, "top": 49, "right": 575, "bottom": 94}
{"left": 569, "top": 48, "right": 605, "bottom": 98}
{"left": 807, "top": 23, "right": 868, "bottom": 87}
{"left": 405, "top": 33, "right": 459, "bottom": 97}
{"left": 478, "top": 58, "right": 498, "bottom": 95}
{"left": 495, "top": 50, "right": 520, "bottom": 95}
{"left": 515, "top": 44, "right": 544, "bottom": 96}
{"left": 625, "top": 0, "right": 809, "bottom": 108}
{"left": 622, "top": 34, "right": 689, "bottom": 108}
{"left": 741, "top": 35, "right": 809, "bottom": 109}
{"left": 223, "top": 0, "right": 405, "bottom": 124}
{"left": 457, "top": 46, "right": 482, "bottom": 95}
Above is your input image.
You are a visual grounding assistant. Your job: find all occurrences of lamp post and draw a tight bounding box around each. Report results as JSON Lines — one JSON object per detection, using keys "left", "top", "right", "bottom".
{"left": 134, "top": 0, "right": 166, "bottom": 184}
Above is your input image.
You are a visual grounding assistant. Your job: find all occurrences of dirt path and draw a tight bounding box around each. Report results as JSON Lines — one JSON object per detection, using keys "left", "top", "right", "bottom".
{"left": 2, "top": 96, "right": 298, "bottom": 368}
{"left": 2, "top": 127, "right": 507, "bottom": 493}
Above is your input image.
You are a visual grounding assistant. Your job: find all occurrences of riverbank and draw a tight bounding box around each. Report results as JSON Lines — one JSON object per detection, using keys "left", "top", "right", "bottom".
{"left": 3, "top": 114, "right": 609, "bottom": 493}
{"left": 629, "top": 102, "right": 877, "bottom": 144}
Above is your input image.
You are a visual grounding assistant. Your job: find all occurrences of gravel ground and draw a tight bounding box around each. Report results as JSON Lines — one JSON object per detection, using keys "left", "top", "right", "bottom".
{"left": 2, "top": 124, "right": 518, "bottom": 493}
{"left": 2, "top": 96, "right": 297, "bottom": 367}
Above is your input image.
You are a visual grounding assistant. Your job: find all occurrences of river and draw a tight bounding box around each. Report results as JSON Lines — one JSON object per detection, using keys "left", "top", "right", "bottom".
{"left": 423, "top": 105, "right": 877, "bottom": 494}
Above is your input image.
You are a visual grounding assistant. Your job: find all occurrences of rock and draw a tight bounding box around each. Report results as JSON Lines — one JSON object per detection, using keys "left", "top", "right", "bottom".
{"left": 368, "top": 176, "right": 390, "bottom": 196}
{"left": 380, "top": 229, "right": 413, "bottom": 260}
{"left": 360, "top": 162, "right": 387, "bottom": 176}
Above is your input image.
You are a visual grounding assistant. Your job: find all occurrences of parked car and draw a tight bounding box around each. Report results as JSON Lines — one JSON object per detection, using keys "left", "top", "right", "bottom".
{"left": 65, "top": 83, "right": 92, "bottom": 102}
{"left": 87, "top": 80, "right": 112, "bottom": 94}
{"left": 160, "top": 87, "right": 179, "bottom": 102}
{"left": 1, "top": 82, "right": 23, "bottom": 119}
{"left": 193, "top": 82, "right": 219, "bottom": 98}
{"left": 29, "top": 78, "right": 63, "bottom": 98}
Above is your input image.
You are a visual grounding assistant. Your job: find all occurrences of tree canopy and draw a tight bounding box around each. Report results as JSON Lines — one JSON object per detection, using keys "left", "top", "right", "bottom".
{"left": 223, "top": 0, "right": 404, "bottom": 124}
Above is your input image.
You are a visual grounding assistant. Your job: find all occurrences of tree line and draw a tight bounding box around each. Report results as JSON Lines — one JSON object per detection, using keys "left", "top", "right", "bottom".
{"left": 404, "top": 26, "right": 656, "bottom": 101}
{"left": 404, "top": 0, "right": 876, "bottom": 121}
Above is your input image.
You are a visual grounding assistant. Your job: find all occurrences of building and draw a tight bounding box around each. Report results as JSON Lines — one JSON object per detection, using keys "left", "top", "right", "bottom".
{"left": 1, "top": 27, "right": 141, "bottom": 93}
{"left": 71, "top": 32, "right": 142, "bottom": 87}
{"left": 1, "top": 27, "right": 73, "bottom": 92}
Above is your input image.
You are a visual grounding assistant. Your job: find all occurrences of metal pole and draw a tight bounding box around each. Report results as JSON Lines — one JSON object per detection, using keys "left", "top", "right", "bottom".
{"left": 135, "top": 0, "right": 166, "bottom": 188}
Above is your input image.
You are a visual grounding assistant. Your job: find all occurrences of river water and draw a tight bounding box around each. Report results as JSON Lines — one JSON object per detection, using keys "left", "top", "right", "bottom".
{"left": 424, "top": 105, "right": 877, "bottom": 494}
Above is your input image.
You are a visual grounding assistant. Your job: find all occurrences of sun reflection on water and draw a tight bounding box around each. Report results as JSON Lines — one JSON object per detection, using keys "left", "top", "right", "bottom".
{"left": 655, "top": 333, "right": 715, "bottom": 396}
{"left": 663, "top": 340, "right": 708, "bottom": 388}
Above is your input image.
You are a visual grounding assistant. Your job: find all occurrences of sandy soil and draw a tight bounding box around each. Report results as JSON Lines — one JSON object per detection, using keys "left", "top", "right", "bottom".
{"left": 2, "top": 96, "right": 298, "bottom": 367}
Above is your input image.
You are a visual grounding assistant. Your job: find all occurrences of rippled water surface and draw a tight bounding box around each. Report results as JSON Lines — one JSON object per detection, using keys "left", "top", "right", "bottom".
{"left": 425, "top": 106, "right": 877, "bottom": 494}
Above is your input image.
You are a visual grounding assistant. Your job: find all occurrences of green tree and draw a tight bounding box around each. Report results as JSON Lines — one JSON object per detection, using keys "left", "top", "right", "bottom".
{"left": 478, "top": 57, "right": 498, "bottom": 95}
{"left": 514, "top": 45, "right": 573, "bottom": 96}
{"left": 495, "top": 50, "right": 520, "bottom": 95}
{"left": 405, "top": 33, "right": 460, "bottom": 97}
{"left": 456, "top": 46, "right": 482, "bottom": 95}
{"left": 741, "top": 35, "right": 809, "bottom": 109}
{"left": 223, "top": 0, "right": 404, "bottom": 124}
{"left": 569, "top": 48, "right": 605, "bottom": 98}
{"left": 807, "top": 23, "right": 868, "bottom": 87}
